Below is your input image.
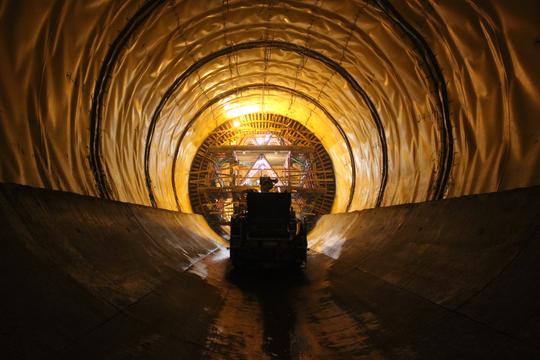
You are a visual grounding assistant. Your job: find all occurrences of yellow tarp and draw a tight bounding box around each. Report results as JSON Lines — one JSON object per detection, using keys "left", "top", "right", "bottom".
{"left": 0, "top": 0, "right": 538, "bottom": 214}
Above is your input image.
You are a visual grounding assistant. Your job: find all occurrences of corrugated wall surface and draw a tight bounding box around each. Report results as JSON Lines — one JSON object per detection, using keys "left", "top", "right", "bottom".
{"left": 0, "top": 0, "right": 538, "bottom": 214}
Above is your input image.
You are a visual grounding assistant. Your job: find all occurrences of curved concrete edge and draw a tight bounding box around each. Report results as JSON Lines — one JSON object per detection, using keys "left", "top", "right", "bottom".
{"left": 0, "top": 183, "right": 225, "bottom": 358}
{"left": 310, "top": 186, "right": 540, "bottom": 356}
{"left": 3, "top": 182, "right": 540, "bottom": 358}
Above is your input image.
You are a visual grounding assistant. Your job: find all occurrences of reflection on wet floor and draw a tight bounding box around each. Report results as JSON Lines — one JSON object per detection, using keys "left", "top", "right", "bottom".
{"left": 227, "top": 266, "right": 308, "bottom": 359}
{"left": 191, "top": 249, "right": 383, "bottom": 360}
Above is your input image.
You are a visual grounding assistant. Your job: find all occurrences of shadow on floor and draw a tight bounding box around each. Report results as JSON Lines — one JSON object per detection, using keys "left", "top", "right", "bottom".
{"left": 226, "top": 266, "right": 310, "bottom": 359}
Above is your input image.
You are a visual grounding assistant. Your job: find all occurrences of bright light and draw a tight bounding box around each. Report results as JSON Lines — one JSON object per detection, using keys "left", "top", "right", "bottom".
{"left": 255, "top": 134, "right": 271, "bottom": 145}
{"left": 225, "top": 103, "right": 260, "bottom": 118}
{"left": 232, "top": 120, "right": 241, "bottom": 128}
{"left": 241, "top": 156, "right": 278, "bottom": 185}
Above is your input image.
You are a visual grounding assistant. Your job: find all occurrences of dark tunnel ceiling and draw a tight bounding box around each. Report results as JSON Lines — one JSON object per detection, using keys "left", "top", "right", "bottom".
{"left": 0, "top": 0, "right": 538, "bottom": 214}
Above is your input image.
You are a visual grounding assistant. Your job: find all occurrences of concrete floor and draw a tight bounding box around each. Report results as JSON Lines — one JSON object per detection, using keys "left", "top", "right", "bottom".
{"left": 1, "top": 183, "right": 539, "bottom": 359}
{"left": 190, "top": 250, "right": 379, "bottom": 359}
{"left": 188, "top": 247, "right": 540, "bottom": 359}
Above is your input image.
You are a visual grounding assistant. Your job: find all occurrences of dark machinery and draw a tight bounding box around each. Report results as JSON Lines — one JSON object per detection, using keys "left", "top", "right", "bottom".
{"left": 229, "top": 191, "right": 308, "bottom": 268}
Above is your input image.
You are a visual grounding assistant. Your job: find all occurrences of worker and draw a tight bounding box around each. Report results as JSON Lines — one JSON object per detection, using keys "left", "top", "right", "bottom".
{"left": 260, "top": 176, "right": 278, "bottom": 192}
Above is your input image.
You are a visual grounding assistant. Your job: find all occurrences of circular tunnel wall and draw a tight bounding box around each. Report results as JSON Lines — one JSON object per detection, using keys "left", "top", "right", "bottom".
{"left": 94, "top": 0, "right": 451, "bottom": 213}
{"left": 1, "top": 2, "right": 540, "bottom": 358}
{"left": 0, "top": 0, "right": 538, "bottom": 218}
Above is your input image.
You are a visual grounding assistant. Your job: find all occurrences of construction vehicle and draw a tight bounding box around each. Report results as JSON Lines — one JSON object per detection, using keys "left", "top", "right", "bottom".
{"left": 229, "top": 190, "right": 307, "bottom": 268}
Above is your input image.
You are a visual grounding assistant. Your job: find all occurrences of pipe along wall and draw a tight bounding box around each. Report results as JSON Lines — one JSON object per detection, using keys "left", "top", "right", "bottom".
{"left": 1, "top": 0, "right": 540, "bottom": 358}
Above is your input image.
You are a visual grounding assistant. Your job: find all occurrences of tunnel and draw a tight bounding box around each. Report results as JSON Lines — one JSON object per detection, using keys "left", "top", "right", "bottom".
{"left": 1, "top": 1, "right": 539, "bottom": 358}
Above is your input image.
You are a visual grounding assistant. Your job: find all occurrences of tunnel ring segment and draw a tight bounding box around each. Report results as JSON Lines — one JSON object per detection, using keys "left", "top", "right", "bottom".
{"left": 375, "top": 0, "right": 453, "bottom": 200}
{"left": 88, "top": 1, "right": 452, "bottom": 209}
{"left": 169, "top": 83, "right": 356, "bottom": 212}
{"left": 144, "top": 40, "right": 389, "bottom": 210}
{"left": 89, "top": 0, "right": 165, "bottom": 200}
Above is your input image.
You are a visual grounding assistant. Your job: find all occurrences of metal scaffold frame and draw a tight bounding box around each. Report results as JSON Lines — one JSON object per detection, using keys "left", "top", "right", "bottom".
{"left": 189, "top": 113, "right": 336, "bottom": 236}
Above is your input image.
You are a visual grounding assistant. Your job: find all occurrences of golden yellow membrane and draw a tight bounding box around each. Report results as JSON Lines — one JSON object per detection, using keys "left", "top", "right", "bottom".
{"left": 2, "top": 1, "right": 538, "bottom": 213}
{"left": 224, "top": 103, "right": 261, "bottom": 118}
{"left": 172, "top": 91, "right": 354, "bottom": 215}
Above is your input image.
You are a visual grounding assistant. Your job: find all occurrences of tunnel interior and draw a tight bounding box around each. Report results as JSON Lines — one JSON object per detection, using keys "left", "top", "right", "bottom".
{"left": 188, "top": 113, "right": 336, "bottom": 236}
{"left": 1, "top": 0, "right": 539, "bottom": 358}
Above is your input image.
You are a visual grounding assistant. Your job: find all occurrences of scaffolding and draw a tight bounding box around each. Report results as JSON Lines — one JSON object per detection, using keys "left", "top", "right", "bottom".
{"left": 189, "top": 114, "right": 335, "bottom": 236}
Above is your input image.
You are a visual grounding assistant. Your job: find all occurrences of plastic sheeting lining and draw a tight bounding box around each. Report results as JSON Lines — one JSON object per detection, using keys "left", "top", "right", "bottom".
{"left": 0, "top": 0, "right": 539, "bottom": 216}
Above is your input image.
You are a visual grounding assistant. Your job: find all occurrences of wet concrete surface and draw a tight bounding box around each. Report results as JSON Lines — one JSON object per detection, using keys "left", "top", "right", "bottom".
{"left": 191, "top": 242, "right": 540, "bottom": 359}
{"left": 0, "top": 183, "right": 223, "bottom": 359}
{"left": 2, "top": 184, "right": 540, "bottom": 358}
{"left": 190, "top": 250, "right": 385, "bottom": 359}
